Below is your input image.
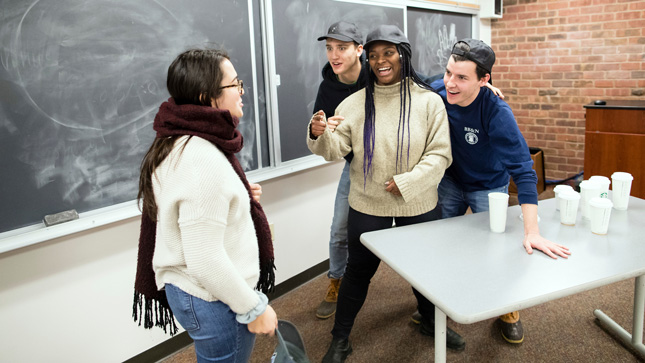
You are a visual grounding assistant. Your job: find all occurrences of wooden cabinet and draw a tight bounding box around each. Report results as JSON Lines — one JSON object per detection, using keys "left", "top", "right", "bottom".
{"left": 584, "top": 100, "right": 645, "bottom": 198}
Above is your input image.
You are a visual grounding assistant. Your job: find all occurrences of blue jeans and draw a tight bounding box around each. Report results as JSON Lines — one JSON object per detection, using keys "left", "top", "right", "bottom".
{"left": 165, "top": 284, "right": 255, "bottom": 363}
{"left": 328, "top": 161, "right": 350, "bottom": 279}
{"left": 438, "top": 175, "right": 509, "bottom": 217}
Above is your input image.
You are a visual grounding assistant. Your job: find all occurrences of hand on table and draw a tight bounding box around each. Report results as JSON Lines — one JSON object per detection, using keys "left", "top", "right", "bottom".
{"left": 523, "top": 233, "right": 571, "bottom": 259}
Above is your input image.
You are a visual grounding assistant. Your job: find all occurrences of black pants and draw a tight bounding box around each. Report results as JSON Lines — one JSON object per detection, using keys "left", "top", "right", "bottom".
{"left": 331, "top": 206, "right": 441, "bottom": 339}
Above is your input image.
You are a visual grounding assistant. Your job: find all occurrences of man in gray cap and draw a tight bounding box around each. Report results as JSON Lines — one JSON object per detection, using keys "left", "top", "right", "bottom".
{"left": 427, "top": 38, "right": 571, "bottom": 344}
{"left": 312, "top": 21, "right": 369, "bottom": 320}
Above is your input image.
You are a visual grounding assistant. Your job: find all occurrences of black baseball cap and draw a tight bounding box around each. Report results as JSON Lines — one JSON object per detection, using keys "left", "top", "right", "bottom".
{"left": 451, "top": 38, "right": 496, "bottom": 74}
{"left": 317, "top": 21, "right": 363, "bottom": 44}
{"left": 364, "top": 24, "right": 409, "bottom": 50}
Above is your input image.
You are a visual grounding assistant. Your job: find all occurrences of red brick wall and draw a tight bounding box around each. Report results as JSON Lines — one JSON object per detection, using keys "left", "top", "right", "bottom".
{"left": 490, "top": 0, "right": 645, "bottom": 181}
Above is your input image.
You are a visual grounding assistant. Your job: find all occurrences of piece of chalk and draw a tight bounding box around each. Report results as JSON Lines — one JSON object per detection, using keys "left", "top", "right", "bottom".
{"left": 43, "top": 209, "right": 79, "bottom": 227}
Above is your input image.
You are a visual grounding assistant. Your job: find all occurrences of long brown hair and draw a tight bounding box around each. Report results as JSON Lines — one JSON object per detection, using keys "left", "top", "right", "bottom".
{"left": 138, "top": 48, "right": 230, "bottom": 220}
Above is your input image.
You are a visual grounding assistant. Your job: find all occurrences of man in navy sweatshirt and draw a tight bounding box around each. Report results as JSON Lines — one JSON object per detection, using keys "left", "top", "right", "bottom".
{"left": 428, "top": 38, "right": 571, "bottom": 344}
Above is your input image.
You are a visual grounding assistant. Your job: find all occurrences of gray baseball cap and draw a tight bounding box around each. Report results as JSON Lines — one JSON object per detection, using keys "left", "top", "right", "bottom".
{"left": 317, "top": 21, "right": 363, "bottom": 44}
{"left": 364, "top": 24, "right": 409, "bottom": 50}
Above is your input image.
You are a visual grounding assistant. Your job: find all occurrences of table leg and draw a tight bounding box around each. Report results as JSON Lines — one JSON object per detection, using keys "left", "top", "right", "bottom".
{"left": 435, "top": 305, "right": 447, "bottom": 363}
{"left": 594, "top": 274, "right": 645, "bottom": 357}
{"left": 633, "top": 275, "right": 644, "bottom": 345}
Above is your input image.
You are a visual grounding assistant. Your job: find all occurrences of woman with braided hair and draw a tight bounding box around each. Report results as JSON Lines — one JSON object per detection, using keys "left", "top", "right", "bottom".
{"left": 308, "top": 25, "right": 462, "bottom": 362}
{"left": 133, "top": 48, "right": 277, "bottom": 362}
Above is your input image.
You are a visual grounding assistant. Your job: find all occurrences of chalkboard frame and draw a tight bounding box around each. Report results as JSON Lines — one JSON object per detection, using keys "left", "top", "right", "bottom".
{"left": 1, "top": 0, "right": 481, "bottom": 253}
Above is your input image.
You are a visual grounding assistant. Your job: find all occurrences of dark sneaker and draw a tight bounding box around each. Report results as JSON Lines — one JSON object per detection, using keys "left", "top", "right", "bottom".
{"left": 499, "top": 311, "right": 524, "bottom": 344}
{"left": 316, "top": 278, "right": 341, "bottom": 319}
{"left": 411, "top": 310, "right": 422, "bottom": 324}
{"left": 322, "top": 337, "right": 352, "bottom": 363}
{"left": 420, "top": 317, "right": 466, "bottom": 351}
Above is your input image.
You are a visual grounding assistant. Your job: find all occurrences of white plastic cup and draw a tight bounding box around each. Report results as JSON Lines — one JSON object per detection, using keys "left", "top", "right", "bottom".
{"left": 611, "top": 172, "right": 634, "bottom": 210}
{"left": 579, "top": 180, "right": 601, "bottom": 220}
{"left": 559, "top": 190, "right": 580, "bottom": 226}
{"left": 589, "top": 197, "right": 613, "bottom": 235}
{"left": 553, "top": 185, "right": 574, "bottom": 211}
{"left": 488, "top": 192, "right": 509, "bottom": 233}
{"left": 589, "top": 175, "right": 610, "bottom": 198}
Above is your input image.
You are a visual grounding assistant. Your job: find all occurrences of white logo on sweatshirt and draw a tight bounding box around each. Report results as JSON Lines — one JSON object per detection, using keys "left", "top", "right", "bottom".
{"left": 464, "top": 128, "right": 479, "bottom": 145}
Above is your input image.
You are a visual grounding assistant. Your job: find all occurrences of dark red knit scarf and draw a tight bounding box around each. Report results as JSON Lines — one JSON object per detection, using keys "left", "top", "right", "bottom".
{"left": 133, "top": 98, "right": 275, "bottom": 335}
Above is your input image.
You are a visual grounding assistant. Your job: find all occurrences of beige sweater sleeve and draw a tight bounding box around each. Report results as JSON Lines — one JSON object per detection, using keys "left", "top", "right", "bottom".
{"left": 306, "top": 121, "right": 352, "bottom": 161}
{"left": 306, "top": 91, "right": 366, "bottom": 161}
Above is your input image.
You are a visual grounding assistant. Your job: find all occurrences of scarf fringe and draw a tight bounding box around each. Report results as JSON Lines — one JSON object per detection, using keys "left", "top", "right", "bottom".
{"left": 256, "top": 259, "right": 276, "bottom": 294}
{"left": 132, "top": 291, "right": 178, "bottom": 336}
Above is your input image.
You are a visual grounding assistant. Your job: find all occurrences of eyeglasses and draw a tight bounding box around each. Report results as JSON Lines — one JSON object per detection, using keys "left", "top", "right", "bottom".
{"left": 219, "top": 79, "right": 244, "bottom": 94}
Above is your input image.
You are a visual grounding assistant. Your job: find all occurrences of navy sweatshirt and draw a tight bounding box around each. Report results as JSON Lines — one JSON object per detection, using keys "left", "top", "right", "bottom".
{"left": 431, "top": 79, "right": 538, "bottom": 205}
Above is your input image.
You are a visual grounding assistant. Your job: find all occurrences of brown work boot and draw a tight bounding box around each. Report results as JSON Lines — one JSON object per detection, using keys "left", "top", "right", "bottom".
{"left": 499, "top": 311, "right": 524, "bottom": 344}
{"left": 316, "top": 278, "right": 341, "bottom": 319}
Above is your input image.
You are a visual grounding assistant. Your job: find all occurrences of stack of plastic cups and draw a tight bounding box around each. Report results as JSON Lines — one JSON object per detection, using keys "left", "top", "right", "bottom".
{"left": 579, "top": 180, "right": 601, "bottom": 220}
{"left": 554, "top": 184, "right": 575, "bottom": 211}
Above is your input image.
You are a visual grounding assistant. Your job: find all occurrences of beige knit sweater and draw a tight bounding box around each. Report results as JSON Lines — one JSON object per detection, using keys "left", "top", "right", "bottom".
{"left": 152, "top": 136, "right": 260, "bottom": 315}
{"left": 307, "top": 80, "right": 452, "bottom": 217}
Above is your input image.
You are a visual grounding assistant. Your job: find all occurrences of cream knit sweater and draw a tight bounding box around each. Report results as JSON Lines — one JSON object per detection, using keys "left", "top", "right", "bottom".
{"left": 152, "top": 136, "right": 260, "bottom": 315}
{"left": 307, "top": 80, "right": 452, "bottom": 217}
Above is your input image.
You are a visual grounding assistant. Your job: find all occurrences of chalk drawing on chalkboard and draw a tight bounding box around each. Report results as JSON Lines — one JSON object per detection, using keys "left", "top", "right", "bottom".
{"left": 284, "top": 0, "right": 397, "bottom": 113}
{"left": 0, "top": 0, "right": 202, "bottom": 207}
{"left": 418, "top": 22, "right": 457, "bottom": 74}
{"left": 408, "top": 9, "right": 472, "bottom": 78}
{"left": 0, "top": 0, "right": 272, "bottom": 235}
{"left": 272, "top": 0, "right": 403, "bottom": 162}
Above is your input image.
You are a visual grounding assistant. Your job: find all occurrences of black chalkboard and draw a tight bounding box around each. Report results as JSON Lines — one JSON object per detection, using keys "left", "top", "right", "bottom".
{"left": 408, "top": 7, "right": 473, "bottom": 77}
{"left": 271, "top": 0, "right": 405, "bottom": 162}
{"left": 0, "top": 0, "right": 474, "bottom": 236}
{"left": 0, "top": 0, "right": 267, "bottom": 233}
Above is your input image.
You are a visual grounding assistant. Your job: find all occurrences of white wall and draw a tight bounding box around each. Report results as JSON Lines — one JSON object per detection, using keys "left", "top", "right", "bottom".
{"left": 479, "top": 18, "right": 492, "bottom": 46}
{"left": 0, "top": 160, "right": 343, "bottom": 363}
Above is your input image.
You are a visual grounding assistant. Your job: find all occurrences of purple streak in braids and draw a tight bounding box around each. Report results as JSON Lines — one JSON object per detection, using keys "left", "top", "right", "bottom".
{"left": 362, "top": 42, "right": 435, "bottom": 189}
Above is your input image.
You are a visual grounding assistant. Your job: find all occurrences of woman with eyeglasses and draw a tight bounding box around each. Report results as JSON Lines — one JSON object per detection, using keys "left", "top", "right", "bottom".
{"left": 308, "top": 25, "right": 457, "bottom": 362}
{"left": 134, "top": 48, "right": 277, "bottom": 363}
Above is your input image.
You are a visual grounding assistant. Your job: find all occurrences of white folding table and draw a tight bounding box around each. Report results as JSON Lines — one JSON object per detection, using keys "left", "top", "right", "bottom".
{"left": 361, "top": 196, "right": 645, "bottom": 362}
